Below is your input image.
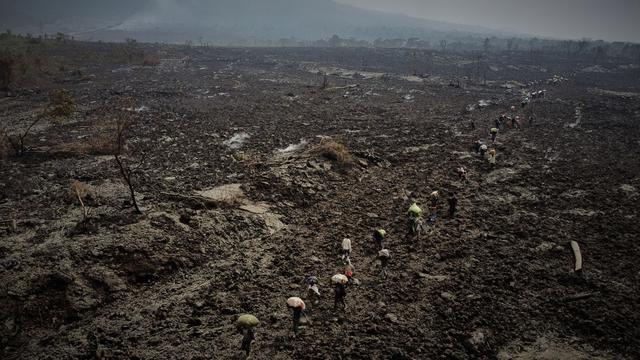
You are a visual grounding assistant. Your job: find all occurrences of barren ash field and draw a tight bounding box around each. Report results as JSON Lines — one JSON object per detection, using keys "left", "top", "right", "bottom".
{"left": 1, "top": 40, "right": 640, "bottom": 359}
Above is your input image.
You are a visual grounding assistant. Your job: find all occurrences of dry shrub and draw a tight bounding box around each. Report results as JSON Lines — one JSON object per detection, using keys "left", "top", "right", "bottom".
{"left": 69, "top": 180, "right": 90, "bottom": 222}
{"left": 83, "top": 119, "right": 121, "bottom": 155}
{"left": 69, "top": 180, "right": 89, "bottom": 201}
{"left": 313, "top": 138, "right": 353, "bottom": 163}
{"left": 52, "top": 112, "right": 124, "bottom": 156}
{"left": 87, "top": 129, "right": 118, "bottom": 155}
{"left": 142, "top": 52, "right": 160, "bottom": 66}
{"left": 53, "top": 129, "right": 116, "bottom": 156}
{"left": 48, "top": 89, "right": 75, "bottom": 118}
{"left": 52, "top": 140, "right": 90, "bottom": 155}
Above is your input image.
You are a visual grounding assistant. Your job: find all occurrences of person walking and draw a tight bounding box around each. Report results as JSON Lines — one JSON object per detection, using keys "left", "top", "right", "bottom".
{"left": 331, "top": 274, "right": 349, "bottom": 310}
{"left": 490, "top": 127, "right": 499, "bottom": 144}
{"left": 373, "top": 229, "right": 386, "bottom": 250}
{"left": 286, "top": 297, "right": 306, "bottom": 337}
{"left": 236, "top": 314, "right": 259, "bottom": 358}
{"left": 341, "top": 238, "right": 352, "bottom": 262}
{"left": 305, "top": 275, "right": 320, "bottom": 308}
{"left": 447, "top": 193, "right": 458, "bottom": 218}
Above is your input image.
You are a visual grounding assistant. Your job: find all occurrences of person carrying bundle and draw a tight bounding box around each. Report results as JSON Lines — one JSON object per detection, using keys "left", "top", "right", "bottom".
{"left": 236, "top": 314, "right": 259, "bottom": 357}
{"left": 428, "top": 191, "right": 440, "bottom": 223}
{"left": 341, "top": 238, "right": 352, "bottom": 262}
{"left": 490, "top": 127, "right": 499, "bottom": 144}
{"left": 331, "top": 274, "right": 349, "bottom": 310}
{"left": 479, "top": 144, "right": 488, "bottom": 157}
{"left": 373, "top": 228, "right": 386, "bottom": 250}
{"left": 456, "top": 166, "right": 468, "bottom": 181}
{"left": 498, "top": 114, "right": 507, "bottom": 129}
{"left": 305, "top": 275, "right": 320, "bottom": 308}
{"left": 407, "top": 202, "right": 424, "bottom": 236}
{"left": 344, "top": 261, "right": 361, "bottom": 286}
{"left": 408, "top": 202, "right": 423, "bottom": 218}
{"left": 286, "top": 297, "right": 307, "bottom": 337}
{"left": 488, "top": 149, "right": 497, "bottom": 168}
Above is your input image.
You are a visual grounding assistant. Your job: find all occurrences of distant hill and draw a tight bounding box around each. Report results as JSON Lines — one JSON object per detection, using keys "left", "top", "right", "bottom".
{"left": 2, "top": 0, "right": 512, "bottom": 44}
{"left": 2, "top": 0, "right": 150, "bottom": 24}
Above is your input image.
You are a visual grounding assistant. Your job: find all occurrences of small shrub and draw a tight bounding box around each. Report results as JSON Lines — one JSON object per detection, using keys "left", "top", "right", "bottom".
{"left": 142, "top": 52, "right": 160, "bottom": 66}
{"left": 48, "top": 89, "right": 75, "bottom": 118}
{"left": 87, "top": 126, "right": 118, "bottom": 155}
{"left": 313, "top": 138, "right": 353, "bottom": 163}
{"left": 69, "top": 180, "right": 90, "bottom": 223}
{"left": 69, "top": 180, "right": 89, "bottom": 202}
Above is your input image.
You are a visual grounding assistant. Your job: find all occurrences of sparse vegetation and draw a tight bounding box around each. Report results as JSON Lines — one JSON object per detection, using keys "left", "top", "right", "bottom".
{"left": 1, "top": 38, "right": 639, "bottom": 360}
{"left": 4, "top": 89, "right": 75, "bottom": 156}
{"left": 313, "top": 138, "right": 353, "bottom": 164}
{"left": 109, "top": 100, "right": 143, "bottom": 214}
{"left": 48, "top": 89, "right": 75, "bottom": 118}
{"left": 69, "top": 180, "right": 90, "bottom": 224}
{"left": 142, "top": 52, "right": 160, "bottom": 66}
{"left": 0, "top": 34, "right": 81, "bottom": 92}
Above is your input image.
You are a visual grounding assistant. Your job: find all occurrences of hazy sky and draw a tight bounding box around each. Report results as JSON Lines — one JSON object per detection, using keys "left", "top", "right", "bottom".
{"left": 336, "top": 0, "right": 640, "bottom": 42}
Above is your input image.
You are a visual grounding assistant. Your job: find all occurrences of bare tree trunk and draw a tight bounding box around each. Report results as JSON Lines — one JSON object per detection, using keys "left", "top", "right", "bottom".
{"left": 115, "top": 155, "right": 142, "bottom": 214}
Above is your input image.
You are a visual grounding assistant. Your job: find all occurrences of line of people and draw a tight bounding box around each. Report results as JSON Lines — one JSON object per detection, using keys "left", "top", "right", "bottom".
{"left": 235, "top": 98, "right": 537, "bottom": 358}
{"left": 235, "top": 196, "right": 463, "bottom": 357}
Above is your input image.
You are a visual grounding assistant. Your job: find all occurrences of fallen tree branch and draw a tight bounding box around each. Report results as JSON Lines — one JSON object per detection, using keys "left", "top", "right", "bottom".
{"left": 563, "top": 292, "right": 592, "bottom": 302}
{"left": 570, "top": 240, "right": 583, "bottom": 273}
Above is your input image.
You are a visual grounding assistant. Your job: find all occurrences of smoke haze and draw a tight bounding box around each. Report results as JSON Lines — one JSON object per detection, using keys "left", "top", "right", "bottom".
{"left": 337, "top": 0, "right": 640, "bottom": 42}
{"left": 1, "top": 0, "right": 638, "bottom": 43}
